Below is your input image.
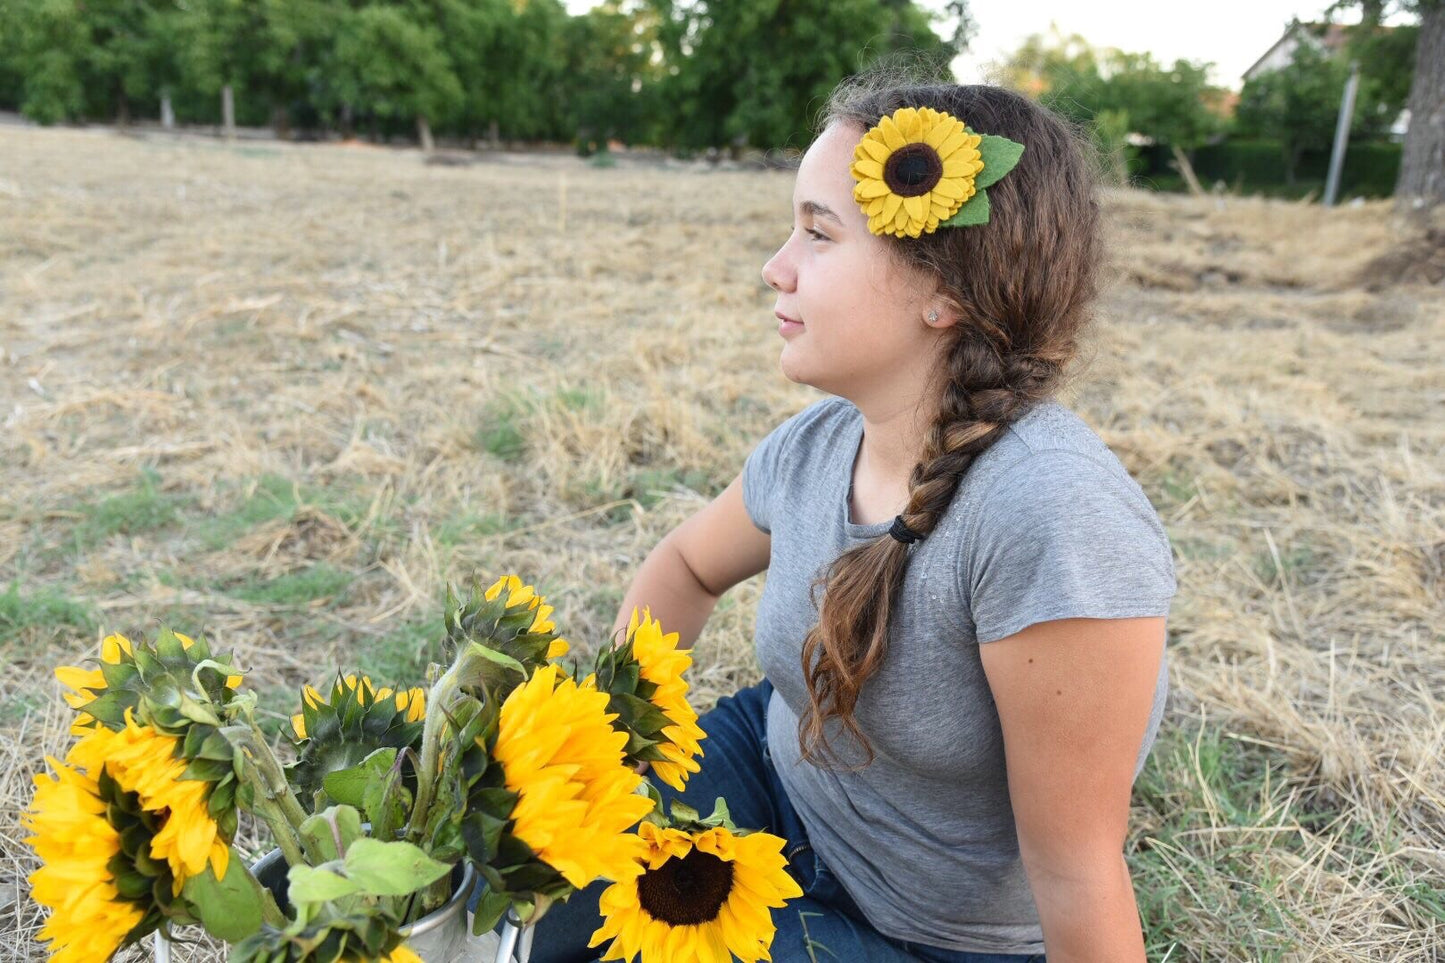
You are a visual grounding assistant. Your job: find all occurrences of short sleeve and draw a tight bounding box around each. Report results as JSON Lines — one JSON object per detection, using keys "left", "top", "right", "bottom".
{"left": 740, "top": 399, "right": 835, "bottom": 535}
{"left": 965, "top": 449, "right": 1177, "bottom": 644}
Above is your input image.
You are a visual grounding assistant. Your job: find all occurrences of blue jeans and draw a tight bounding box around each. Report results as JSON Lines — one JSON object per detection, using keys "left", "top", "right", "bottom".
{"left": 470, "top": 678, "right": 1044, "bottom": 963}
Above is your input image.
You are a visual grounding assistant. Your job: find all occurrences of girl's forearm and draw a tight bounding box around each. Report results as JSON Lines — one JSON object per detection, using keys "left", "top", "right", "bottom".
{"left": 1029, "top": 853, "right": 1147, "bottom": 962}
{"left": 610, "top": 534, "right": 720, "bottom": 649}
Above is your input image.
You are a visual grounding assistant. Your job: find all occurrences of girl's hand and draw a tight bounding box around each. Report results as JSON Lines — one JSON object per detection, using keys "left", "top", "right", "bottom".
{"left": 633, "top": 760, "right": 651, "bottom": 776}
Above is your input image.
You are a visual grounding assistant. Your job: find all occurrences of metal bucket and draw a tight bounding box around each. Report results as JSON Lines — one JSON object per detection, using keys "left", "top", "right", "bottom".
{"left": 250, "top": 848, "right": 478, "bottom": 963}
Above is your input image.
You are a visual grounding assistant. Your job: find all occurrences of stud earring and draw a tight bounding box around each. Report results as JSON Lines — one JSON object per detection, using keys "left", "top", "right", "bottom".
{"left": 927, "top": 310, "right": 939, "bottom": 325}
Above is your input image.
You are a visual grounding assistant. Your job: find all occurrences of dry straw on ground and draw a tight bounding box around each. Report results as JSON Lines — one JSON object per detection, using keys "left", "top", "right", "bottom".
{"left": 0, "top": 125, "right": 1441, "bottom": 961}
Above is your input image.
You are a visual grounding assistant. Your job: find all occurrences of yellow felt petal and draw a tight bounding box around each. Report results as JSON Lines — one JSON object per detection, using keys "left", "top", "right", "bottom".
{"left": 851, "top": 158, "right": 884, "bottom": 181}
{"left": 877, "top": 115, "right": 905, "bottom": 151}
{"left": 859, "top": 137, "right": 891, "bottom": 163}
{"left": 881, "top": 192, "right": 903, "bottom": 223}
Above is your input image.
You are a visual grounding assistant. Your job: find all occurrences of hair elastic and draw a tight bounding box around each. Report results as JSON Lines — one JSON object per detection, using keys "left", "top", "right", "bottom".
{"left": 888, "top": 515, "right": 923, "bottom": 545}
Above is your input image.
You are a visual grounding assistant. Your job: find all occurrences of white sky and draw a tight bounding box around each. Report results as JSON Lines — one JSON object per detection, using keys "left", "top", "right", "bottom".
{"left": 561, "top": 1, "right": 1416, "bottom": 92}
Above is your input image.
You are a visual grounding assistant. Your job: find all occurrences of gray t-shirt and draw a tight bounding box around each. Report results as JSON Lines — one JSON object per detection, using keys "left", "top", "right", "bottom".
{"left": 741, "top": 395, "right": 1177, "bottom": 955}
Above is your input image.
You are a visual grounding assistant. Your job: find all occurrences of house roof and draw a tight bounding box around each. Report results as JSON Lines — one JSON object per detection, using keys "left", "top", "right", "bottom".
{"left": 1242, "top": 19, "right": 1392, "bottom": 81}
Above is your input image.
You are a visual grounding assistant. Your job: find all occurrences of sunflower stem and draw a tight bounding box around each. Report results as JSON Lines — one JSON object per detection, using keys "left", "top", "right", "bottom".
{"left": 405, "top": 651, "right": 466, "bottom": 843}
{"left": 254, "top": 795, "right": 308, "bottom": 869}
{"left": 406, "top": 640, "right": 497, "bottom": 844}
{"left": 243, "top": 718, "right": 310, "bottom": 831}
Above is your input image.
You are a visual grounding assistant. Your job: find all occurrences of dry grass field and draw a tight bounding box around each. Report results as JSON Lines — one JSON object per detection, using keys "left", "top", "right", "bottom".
{"left": 0, "top": 124, "right": 1441, "bottom": 961}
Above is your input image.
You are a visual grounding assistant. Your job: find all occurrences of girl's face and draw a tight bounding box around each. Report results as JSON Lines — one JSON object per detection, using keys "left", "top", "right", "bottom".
{"left": 761, "top": 121, "right": 946, "bottom": 404}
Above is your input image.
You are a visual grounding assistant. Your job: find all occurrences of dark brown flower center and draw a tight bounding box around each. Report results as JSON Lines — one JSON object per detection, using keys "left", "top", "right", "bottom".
{"left": 882, "top": 143, "right": 943, "bottom": 197}
{"left": 637, "top": 848, "right": 735, "bottom": 925}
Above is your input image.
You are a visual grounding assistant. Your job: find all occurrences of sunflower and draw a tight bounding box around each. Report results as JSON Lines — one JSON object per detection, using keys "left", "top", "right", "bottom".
{"left": 56, "top": 631, "right": 242, "bottom": 734}
{"left": 621, "top": 606, "right": 706, "bottom": 791}
{"left": 24, "top": 757, "right": 147, "bottom": 963}
{"left": 484, "top": 573, "right": 570, "bottom": 659}
{"left": 588, "top": 821, "right": 803, "bottom": 963}
{"left": 493, "top": 663, "right": 652, "bottom": 889}
{"left": 291, "top": 675, "right": 425, "bottom": 740}
{"left": 67, "top": 712, "right": 230, "bottom": 890}
{"left": 287, "top": 673, "right": 428, "bottom": 802}
{"left": 850, "top": 106, "right": 985, "bottom": 238}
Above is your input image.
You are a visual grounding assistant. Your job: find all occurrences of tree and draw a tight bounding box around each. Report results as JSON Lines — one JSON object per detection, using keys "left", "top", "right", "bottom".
{"left": 560, "top": 0, "right": 666, "bottom": 148}
{"left": 998, "top": 27, "right": 1226, "bottom": 187}
{"left": 324, "top": 4, "right": 463, "bottom": 149}
{"left": 648, "top": 0, "right": 950, "bottom": 153}
{"left": 1233, "top": 41, "right": 1378, "bottom": 184}
{"left": 1327, "top": 0, "right": 1444, "bottom": 213}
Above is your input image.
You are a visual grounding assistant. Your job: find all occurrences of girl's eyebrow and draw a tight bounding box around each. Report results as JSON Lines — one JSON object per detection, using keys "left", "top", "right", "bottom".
{"left": 800, "top": 200, "right": 843, "bottom": 225}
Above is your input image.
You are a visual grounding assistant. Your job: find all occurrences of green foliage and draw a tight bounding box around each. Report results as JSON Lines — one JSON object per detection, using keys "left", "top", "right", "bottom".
{"left": 998, "top": 27, "right": 1227, "bottom": 185}
{"left": 324, "top": 5, "right": 463, "bottom": 131}
{"left": 650, "top": 0, "right": 952, "bottom": 151}
{"left": 0, "top": 0, "right": 951, "bottom": 148}
{"left": 1235, "top": 41, "right": 1396, "bottom": 184}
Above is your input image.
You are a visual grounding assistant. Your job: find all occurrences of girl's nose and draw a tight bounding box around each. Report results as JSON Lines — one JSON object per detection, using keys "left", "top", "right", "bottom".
{"left": 761, "top": 247, "right": 793, "bottom": 293}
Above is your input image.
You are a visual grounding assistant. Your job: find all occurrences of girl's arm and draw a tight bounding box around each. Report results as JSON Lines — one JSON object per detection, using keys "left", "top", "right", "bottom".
{"left": 609, "top": 472, "right": 771, "bottom": 649}
{"left": 979, "top": 614, "right": 1167, "bottom": 962}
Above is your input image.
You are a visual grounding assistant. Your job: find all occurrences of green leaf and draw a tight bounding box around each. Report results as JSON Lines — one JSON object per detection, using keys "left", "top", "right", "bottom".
{"left": 468, "top": 641, "right": 526, "bottom": 676}
{"left": 972, "top": 134, "right": 1024, "bottom": 189}
{"left": 299, "top": 805, "right": 364, "bottom": 863}
{"left": 321, "top": 747, "right": 397, "bottom": 808}
{"left": 287, "top": 865, "right": 362, "bottom": 903}
{"left": 471, "top": 885, "right": 511, "bottom": 935}
{"left": 939, "top": 189, "right": 991, "bottom": 228}
{"left": 342, "top": 838, "right": 451, "bottom": 897}
{"left": 181, "top": 847, "right": 264, "bottom": 941}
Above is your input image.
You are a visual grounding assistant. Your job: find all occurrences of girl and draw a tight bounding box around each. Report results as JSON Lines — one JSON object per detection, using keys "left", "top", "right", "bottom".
{"left": 523, "top": 76, "right": 1176, "bottom": 963}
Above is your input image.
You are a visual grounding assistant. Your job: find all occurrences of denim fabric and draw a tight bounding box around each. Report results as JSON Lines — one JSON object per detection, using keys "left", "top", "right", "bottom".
{"left": 469, "top": 678, "right": 1044, "bottom": 963}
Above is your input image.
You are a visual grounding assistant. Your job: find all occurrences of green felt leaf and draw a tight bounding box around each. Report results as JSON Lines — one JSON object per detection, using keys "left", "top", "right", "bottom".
{"left": 939, "top": 189, "right": 991, "bottom": 228}
{"left": 973, "top": 134, "right": 1024, "bottom": 190}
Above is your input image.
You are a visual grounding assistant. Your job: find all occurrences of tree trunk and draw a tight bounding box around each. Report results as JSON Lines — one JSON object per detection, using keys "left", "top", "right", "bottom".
{"left": 115, "top": 89, "right": 130, "bottom": 127}
{"left": 161, "top": 89, "right": 174, "bottom": 129}
{"left": 271, "top": 104, "right": 290, "bottom": 141}
{"left": 221, "top": 84, "right": 236, "bottom": 141}
{"left": 1169, "top": 143, "right": 1204, "bottom": 195}
{"left": 1394, "top": 0, "right": 1444, "bottom": 214}
{"left": 417, "top": 115, "right": 434, "bottom": 152}
{"left": 488, "top": 119, "right": 500, "bottom": 149}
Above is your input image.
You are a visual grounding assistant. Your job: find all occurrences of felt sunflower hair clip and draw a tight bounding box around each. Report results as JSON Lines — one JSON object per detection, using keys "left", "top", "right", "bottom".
{"left": 850, "top": 106, "right": 1024, "bottom": 239}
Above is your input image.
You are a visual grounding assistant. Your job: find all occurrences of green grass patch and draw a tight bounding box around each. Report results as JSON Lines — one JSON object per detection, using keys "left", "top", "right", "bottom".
{"left": 472, "top": 386, "right": 608, "bottom": 462}
{"left": 195, "top": 474, "right": 398, "bottom": 553}
{"left": 0, "top": 690, "right": 45, "bottom": 725}
{"left": 355, "top": 615, "right": 447, "bottom": 688}
{"left": 227, "top": 563, "right": 353, "bottom": 607}
{"left": 1253, "top": 540, "right": 1320, "bottom": 586}
{"left": 68, "top": 467, "right": 195, "bottom": 551}
{"left": 1130, "top": 719, "right": 1319, "bottom": 960}
{"left": 431, "top": 511, "right": 515, "bottom": 547}
{"left": 0, "top": 580, "right": 97, "bottom": 641}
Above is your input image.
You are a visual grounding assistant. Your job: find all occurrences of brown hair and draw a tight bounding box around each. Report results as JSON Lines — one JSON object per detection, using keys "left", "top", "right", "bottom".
{"left": 796, "top": 73, "right": 1106, "bottom": 769}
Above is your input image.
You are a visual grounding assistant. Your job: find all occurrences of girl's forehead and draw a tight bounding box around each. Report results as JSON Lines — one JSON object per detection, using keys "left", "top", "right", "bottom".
{"left": 795, "top": 123, "right": 864, "bottom": 203}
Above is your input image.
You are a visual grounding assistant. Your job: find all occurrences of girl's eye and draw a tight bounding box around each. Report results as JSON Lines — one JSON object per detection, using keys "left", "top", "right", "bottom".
{"left": 805, "top": 228, "right": 829, "bottom": 242}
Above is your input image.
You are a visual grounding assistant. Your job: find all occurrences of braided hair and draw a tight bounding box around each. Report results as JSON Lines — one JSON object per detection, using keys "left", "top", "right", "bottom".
{"left": 796, "top": 76, "right": 1106, "bottom": 770}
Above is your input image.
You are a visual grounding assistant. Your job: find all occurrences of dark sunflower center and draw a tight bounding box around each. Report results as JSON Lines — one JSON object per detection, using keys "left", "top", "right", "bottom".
{"left": 637, "top": 848, "right": 735, "bottom": 926}
{"left": 882, "top": 143, "right": 943, "bottom": 197}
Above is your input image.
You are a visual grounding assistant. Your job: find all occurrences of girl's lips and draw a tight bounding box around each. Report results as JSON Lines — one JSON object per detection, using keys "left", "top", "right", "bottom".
{"left": 778, "top": 319, "right": 804, "bottom": 336}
